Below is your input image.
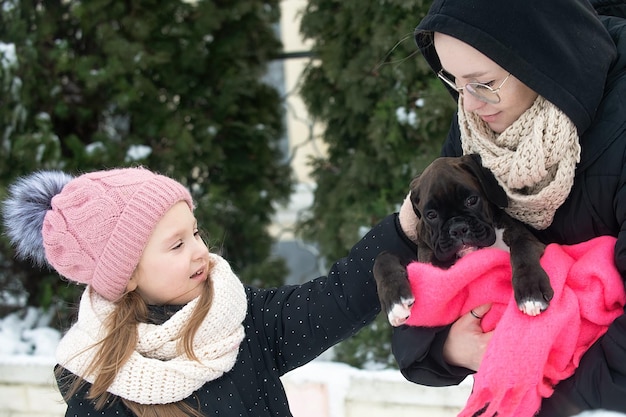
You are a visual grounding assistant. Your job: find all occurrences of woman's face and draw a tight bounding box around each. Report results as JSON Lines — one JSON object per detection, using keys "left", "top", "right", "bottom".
{"left": 127, "top": 201, "right": 211, "bottom": 305}
{"left": 434, "top": 32, "right": 538, "bottom": 133}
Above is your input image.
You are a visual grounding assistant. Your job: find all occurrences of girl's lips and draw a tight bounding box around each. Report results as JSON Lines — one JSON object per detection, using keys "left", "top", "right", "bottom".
{"left": 479, "top": 112, "right": 500, "bottom": 123}
{"left": 190, "top": 265, "right": 207, "bottom": 281}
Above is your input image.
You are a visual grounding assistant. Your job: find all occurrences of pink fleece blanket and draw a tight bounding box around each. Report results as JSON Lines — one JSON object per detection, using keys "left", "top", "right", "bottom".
{"left": 404, "top": 236, "right": 625, "bottom": 417}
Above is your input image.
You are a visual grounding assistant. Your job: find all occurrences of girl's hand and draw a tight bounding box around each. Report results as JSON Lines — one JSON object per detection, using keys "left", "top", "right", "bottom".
{"left": 443, "top": 303, "right": 493, "bottom": 372}
{"left": 398, "top": 192, "right": 419, "bottom": 242}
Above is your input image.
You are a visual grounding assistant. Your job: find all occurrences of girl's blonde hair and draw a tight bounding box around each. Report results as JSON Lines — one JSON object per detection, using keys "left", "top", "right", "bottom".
{"left": 57, "top": 257, "right": 216, "bottom": 417}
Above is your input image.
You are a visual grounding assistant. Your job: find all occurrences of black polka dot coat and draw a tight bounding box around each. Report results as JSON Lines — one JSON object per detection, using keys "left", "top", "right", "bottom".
{"left": 58, "top": 214, "right": 416, "bottom": 416}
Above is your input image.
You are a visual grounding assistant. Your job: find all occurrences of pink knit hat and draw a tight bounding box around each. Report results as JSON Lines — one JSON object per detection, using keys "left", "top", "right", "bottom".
{"left": 42, "top": 167, "right": 193, "bottom": 301}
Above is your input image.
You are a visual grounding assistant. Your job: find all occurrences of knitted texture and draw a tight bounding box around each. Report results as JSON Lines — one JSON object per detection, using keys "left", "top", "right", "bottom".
{"left": 56, "top": 253, "right": 247, "bottom": 404}
{"left": 403, "top": 236, "right": 625, "bottom": 417}
{"left": 43, "top": 167, "right": 193, "bottom": 301}
{"left": 459, "top": 95, "right": 581, "bottom": 230}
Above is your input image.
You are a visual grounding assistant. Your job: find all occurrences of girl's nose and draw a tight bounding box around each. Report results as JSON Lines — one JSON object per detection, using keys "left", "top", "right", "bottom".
{"left": 461, "top": 93, "right": 486, "bottom": 113}
{"left": 192, "top": 236, "right": 209, "bottom": 258}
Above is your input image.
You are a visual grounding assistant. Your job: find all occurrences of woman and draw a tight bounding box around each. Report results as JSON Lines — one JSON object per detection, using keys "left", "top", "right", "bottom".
{"left": 392, "top": 0, "right": 626, "bottom": 415}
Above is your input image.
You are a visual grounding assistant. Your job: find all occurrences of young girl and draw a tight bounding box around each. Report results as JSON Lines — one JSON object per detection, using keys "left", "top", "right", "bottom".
{"left": 2, "top": 166, "right": 414, "bottom": 416}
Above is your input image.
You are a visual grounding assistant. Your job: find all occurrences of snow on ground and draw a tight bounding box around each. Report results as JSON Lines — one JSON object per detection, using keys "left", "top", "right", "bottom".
{"left": 0, "top": 306, "right": 60, "bottom": 364}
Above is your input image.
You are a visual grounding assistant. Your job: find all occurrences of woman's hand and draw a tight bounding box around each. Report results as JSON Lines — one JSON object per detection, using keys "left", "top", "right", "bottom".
{"left": 443, "top": 303, "right": 493, "bottom": 371}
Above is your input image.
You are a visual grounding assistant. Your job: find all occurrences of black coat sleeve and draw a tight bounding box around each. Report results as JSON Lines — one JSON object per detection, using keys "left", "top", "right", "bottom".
{"left": 249, "top": 213, "right": 418, "bottom": 375}
{"left": 392, "top": 324, "right": 473, "bottom": 386}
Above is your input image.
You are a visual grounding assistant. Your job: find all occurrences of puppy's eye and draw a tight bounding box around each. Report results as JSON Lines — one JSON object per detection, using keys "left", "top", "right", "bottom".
{"left": 465, "top": 195, "right": 479, "bottom": 207}
{"left": 425, "top": 210, "right": 438, "bottom": 221}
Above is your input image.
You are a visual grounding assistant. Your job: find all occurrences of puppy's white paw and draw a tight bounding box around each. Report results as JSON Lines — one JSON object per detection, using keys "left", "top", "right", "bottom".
{"left": 519, "top": 299, "right": 547, "bottom": 316}
{"left": 387, "top": 296, "right": 415, "bottom": 326}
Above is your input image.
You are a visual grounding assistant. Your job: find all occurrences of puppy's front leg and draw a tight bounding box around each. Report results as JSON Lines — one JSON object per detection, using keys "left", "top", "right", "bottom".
{"left": 500, "top": 215, "right": 554, "bottom": 316}
{"left": 373, "top": 251, "right": 415, "bottom": 326}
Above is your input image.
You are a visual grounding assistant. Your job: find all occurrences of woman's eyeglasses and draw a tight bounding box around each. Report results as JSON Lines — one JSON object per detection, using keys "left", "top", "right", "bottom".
{"left": 437, "top": 70, "right": 512, "bottom": 104}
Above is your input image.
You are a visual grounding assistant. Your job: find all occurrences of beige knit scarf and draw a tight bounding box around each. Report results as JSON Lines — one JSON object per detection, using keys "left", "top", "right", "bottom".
{"left": 458, "top": 95, "right": 580, "bottom": 230}
{"left": 56, "top": 253, "right": 247, "bottom": 405}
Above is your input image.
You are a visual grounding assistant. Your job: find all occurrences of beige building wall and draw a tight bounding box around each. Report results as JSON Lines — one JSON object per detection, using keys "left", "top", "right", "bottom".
{"left": 280, "top": 0, "right": 326, "bottom": 185}
{"left": 269, "top": 1, "right": 327, "bottom": 240}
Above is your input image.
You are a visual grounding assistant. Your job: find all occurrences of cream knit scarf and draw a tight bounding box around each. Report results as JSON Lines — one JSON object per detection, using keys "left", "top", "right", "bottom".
{"left": 56, "top": 253, "right": 247, "bottom": 405}
{"left": 458, "top": 95, "right": 580, "bottom": 230}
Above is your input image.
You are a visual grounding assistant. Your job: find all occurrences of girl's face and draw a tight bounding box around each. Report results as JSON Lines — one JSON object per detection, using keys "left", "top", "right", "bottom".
{"left": 434, "top": 32, "right": 538, "bottom": 133}
{"left": 127, "top": 201, "right": 210, "bottom": 305}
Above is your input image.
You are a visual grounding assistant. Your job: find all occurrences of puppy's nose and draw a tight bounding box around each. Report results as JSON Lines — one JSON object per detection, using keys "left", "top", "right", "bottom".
{"left": 449, "top": 223, "right": 470, "bottom": 239}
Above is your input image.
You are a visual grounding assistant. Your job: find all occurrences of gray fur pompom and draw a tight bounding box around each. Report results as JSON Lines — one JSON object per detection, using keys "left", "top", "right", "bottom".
{"left": 2, "top": 171, "right": 74, "bottom": 267}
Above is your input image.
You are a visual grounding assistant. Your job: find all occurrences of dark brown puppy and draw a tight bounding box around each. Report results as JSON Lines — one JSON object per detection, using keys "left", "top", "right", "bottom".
{"left": 375, "top": 154, "right": 553, "bottom": 326}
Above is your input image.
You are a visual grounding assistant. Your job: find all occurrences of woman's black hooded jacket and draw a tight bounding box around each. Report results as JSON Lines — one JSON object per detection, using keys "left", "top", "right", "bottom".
{"left": 392, "top": 0, "right": 626, "bottom": 414}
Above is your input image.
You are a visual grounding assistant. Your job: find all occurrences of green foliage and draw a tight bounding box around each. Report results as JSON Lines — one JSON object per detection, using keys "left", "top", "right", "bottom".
{"left": 0, "top": 0, "right": 291, "bottom": 328}
{"left": 298, "top": 0, "right": 456, "bottom": 366}
{"left": 332, "top": 315, "right": 396, "bottom": 369}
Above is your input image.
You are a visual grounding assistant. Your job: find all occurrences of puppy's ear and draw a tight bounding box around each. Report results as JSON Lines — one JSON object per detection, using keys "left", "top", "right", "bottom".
{"left": 409, "top": 176, "right": 422, "bottom": 219}
{"left": 464, "top": 154, "right": 508, "bottom": 208}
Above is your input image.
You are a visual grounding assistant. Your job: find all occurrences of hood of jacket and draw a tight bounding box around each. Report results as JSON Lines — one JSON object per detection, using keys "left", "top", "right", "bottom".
{"left": 415, "top": 0, "right": 617, "bottom": 134}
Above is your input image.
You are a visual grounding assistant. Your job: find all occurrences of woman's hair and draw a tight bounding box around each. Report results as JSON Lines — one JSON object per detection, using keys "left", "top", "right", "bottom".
{"left": 57, "top": 257, "right": 216, "bottom": 417}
